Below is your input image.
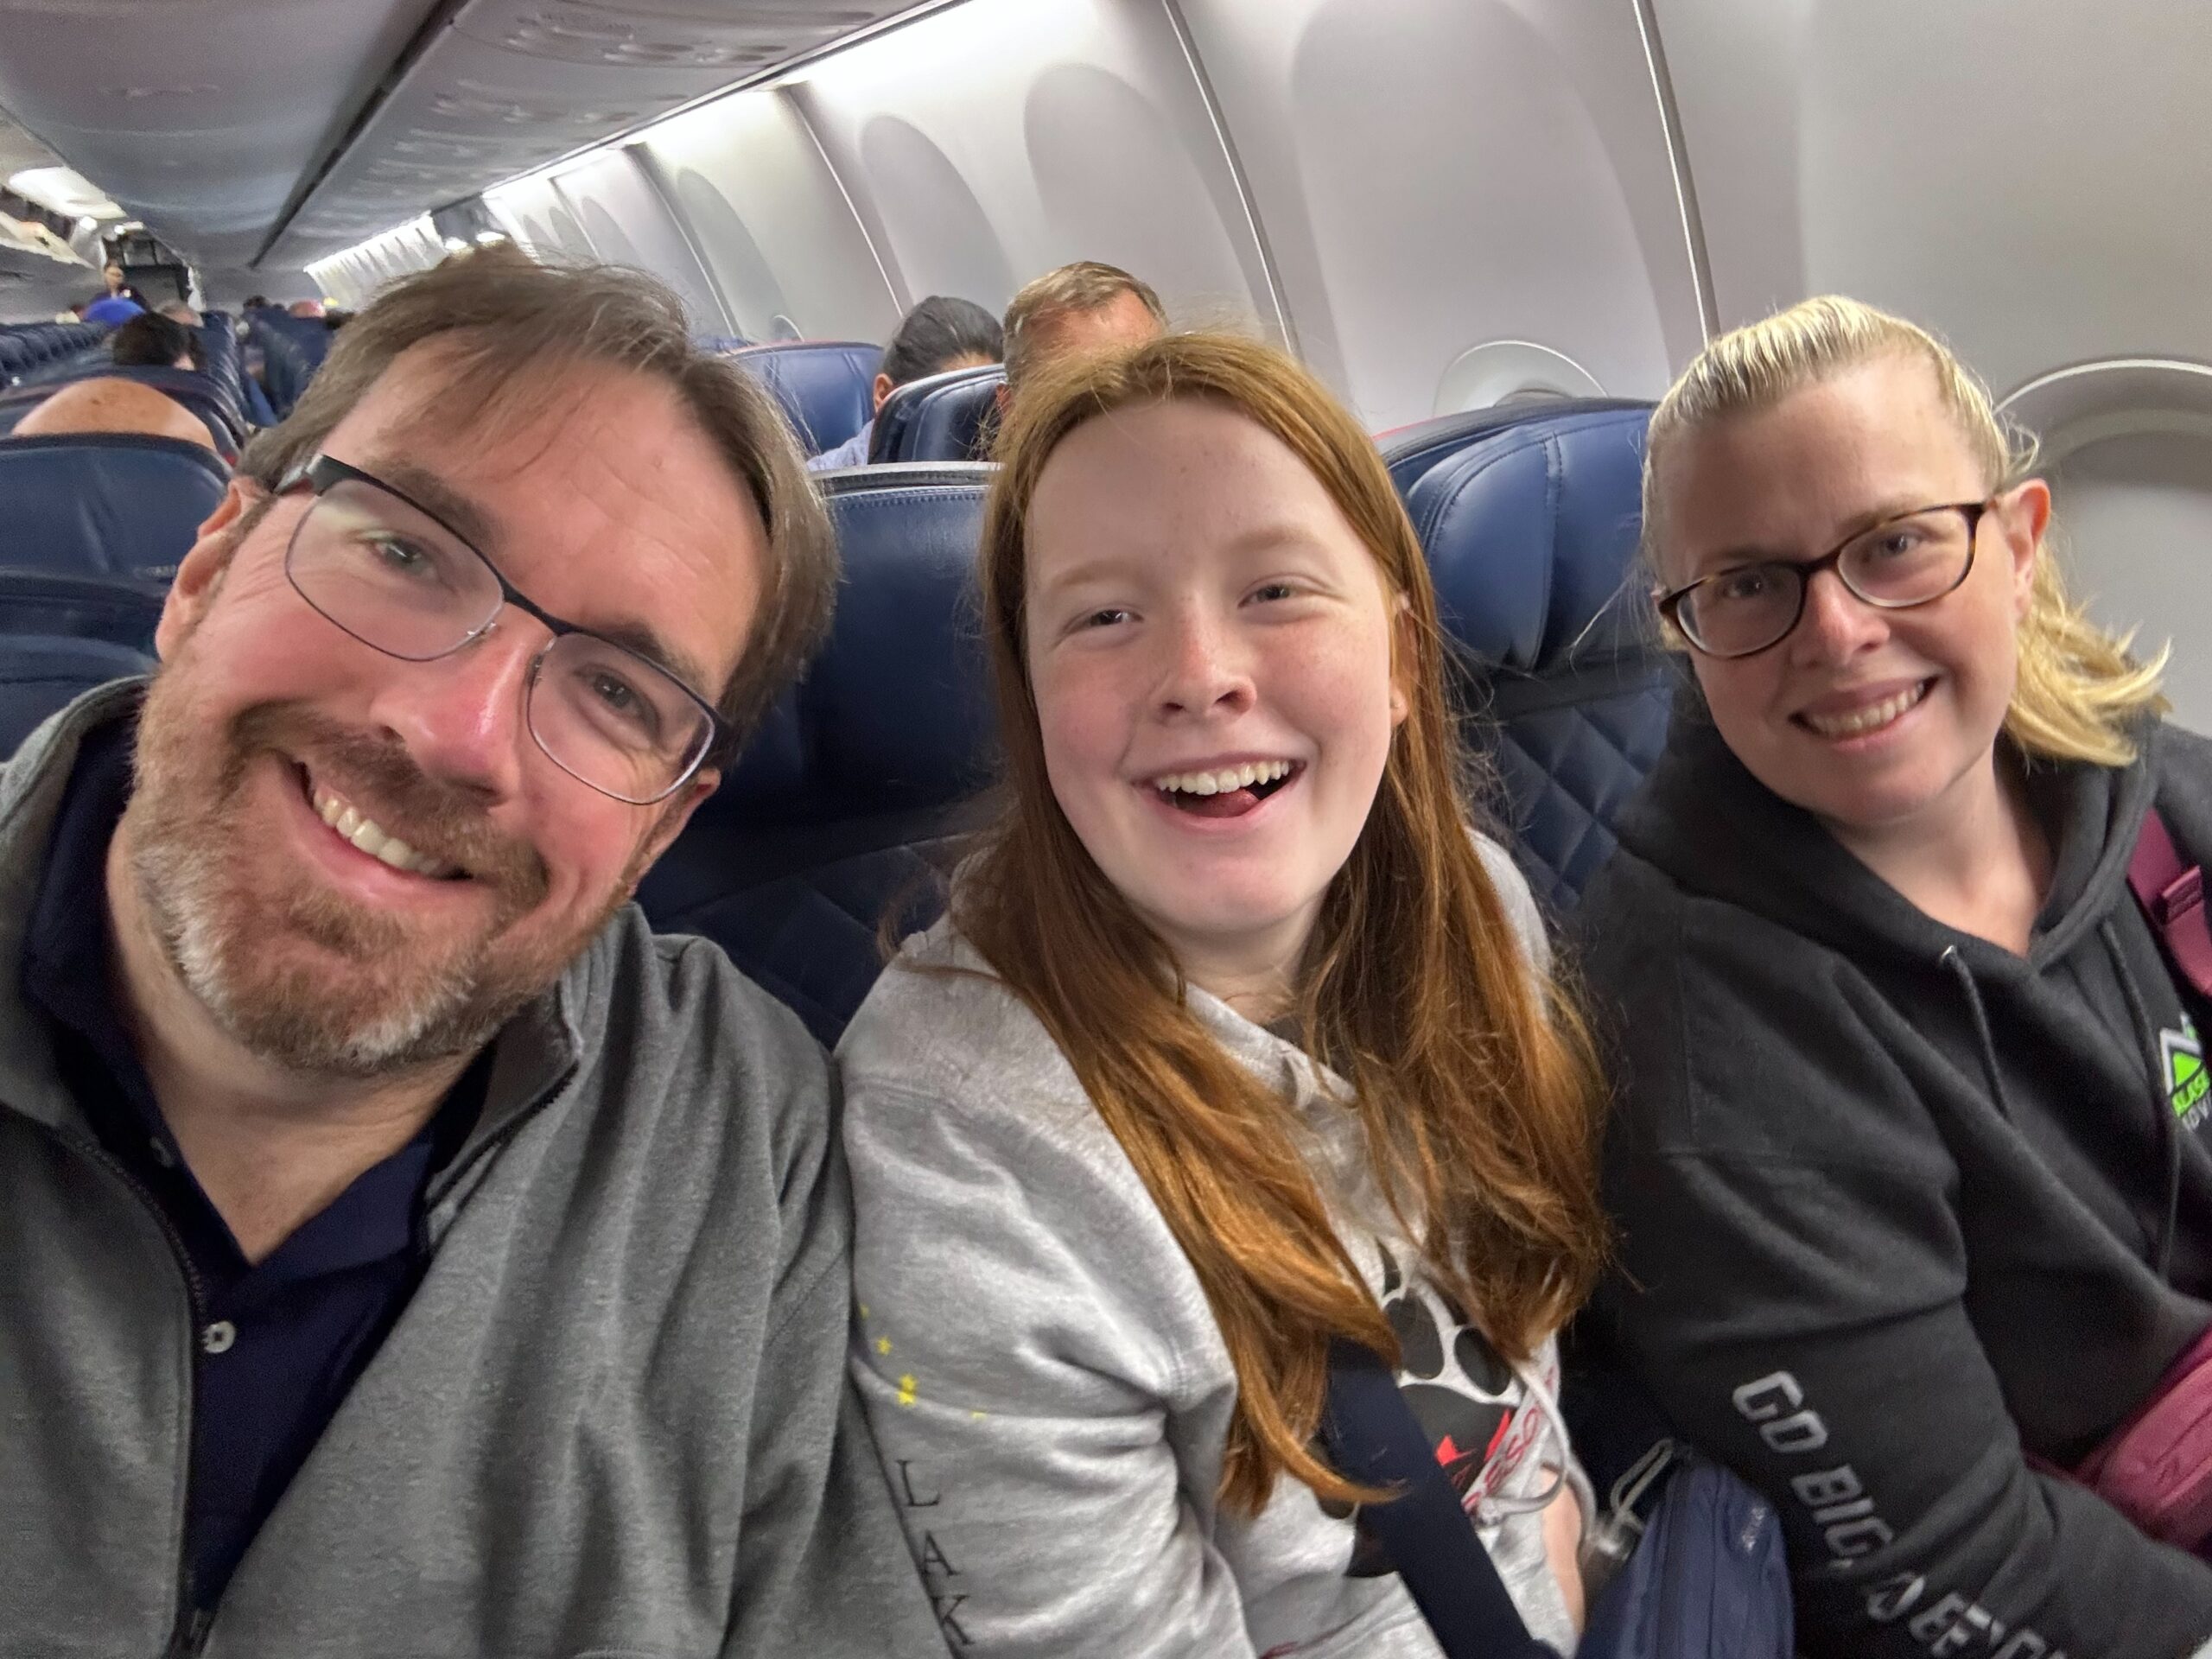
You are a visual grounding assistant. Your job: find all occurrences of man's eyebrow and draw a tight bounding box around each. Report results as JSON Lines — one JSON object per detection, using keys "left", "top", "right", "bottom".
{"left": 359, "top": 453, "right": 721, "bottom": 704}
{"left": 364, "top": 454, "right": 500, "bottom": 556}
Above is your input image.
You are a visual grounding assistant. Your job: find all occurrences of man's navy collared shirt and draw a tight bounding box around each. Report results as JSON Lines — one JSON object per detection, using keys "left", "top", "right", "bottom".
{"left": 22, "top": 719, "right": 486, "bottom": 1611}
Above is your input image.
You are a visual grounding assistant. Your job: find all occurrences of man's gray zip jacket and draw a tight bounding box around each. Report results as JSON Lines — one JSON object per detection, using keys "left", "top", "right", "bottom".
{"left": 0, "top": 682, "right": 945, "bottom": 1659}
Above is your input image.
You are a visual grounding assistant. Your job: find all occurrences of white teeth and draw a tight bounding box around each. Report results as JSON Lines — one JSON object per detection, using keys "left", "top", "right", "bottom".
{"left": 1803, "top": 683, "right": 1929, "bottom": 739}
{"left": 308, "top": 781, "right": 460, "bottom": 878}
{"left": 1153, "top": 760, "right": 1294, "bottom": 795}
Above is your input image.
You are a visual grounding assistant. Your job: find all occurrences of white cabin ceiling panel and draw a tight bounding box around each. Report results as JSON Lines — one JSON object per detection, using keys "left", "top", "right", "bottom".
{"left": 542, "top": 145, "right": 730, "bottom": 331}
{"left": 1653, "top": 0, "right": 2212, "bottom": 398}
{"left": 1176, "top": 0, "right": 1698, "bottom": 429}
{"left": 631, "top": 89, "right": 899, "bottom": 342}
{"left": 0, "top": 0, "right": 447, "bottom": 269}
{"left": 269, "top": 0, "right": 927, "bottom": 270}
{"left": 785, "top": 0, "right": 1272, "bottom": 341}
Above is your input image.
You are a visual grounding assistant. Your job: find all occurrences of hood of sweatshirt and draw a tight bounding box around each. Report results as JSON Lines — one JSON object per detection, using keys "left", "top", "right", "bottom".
{"left": 1614, "top": 684, "right": 2156, "bottom": 984}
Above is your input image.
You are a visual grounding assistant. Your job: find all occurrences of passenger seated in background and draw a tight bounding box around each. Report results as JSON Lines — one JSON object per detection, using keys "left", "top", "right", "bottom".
{"left": 0, "top": 247, "right": 942, "bottom": 1656}
{"left": 996, "top": 258, "right": 1166, "bottom": 414}
{"left": 805, "top": 293, "right": 1001, "bottom": 470}
{"left": 157, "top": 300, "right": 202, "bottom": 327}
{"left": 844, "top": 332, "right": 1605, "bottom": 1656}
{"left": 1580, "top": 296, "right": 2212, "bottom": 1656}
{"left": 288, "top": 296, "right": 326, "bottom": 320}
{"left": 13, "top": 375, "right": 218, "bottom": 453}
{"left": 110, "top": 310, "right": 203, "bottom": 372}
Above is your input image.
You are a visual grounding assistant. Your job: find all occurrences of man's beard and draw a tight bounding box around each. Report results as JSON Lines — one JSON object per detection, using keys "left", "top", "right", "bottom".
{"left": 122, "top": 665, "right": 607, "bottom": 1080}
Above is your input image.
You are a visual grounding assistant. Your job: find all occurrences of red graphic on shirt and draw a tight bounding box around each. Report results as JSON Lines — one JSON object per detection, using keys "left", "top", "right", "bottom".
{"left": 1318, "top": 1247, "right": 1528, "bottom": 1577}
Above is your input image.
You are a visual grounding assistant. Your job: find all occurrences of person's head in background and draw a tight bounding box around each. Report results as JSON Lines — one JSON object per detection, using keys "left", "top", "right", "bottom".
{"left": 871, "top": 295, "right": 1001, "bottom": 414}
{"left": 244, "top": 295, "right": 270, "bottom": 312}
{"left": 13, "top": 377, "right": 219, "bottom": 454}
{"left": 289, "top": 298, "right": 327, "bottom": 321}
{"left": 998, "top": 261, "right": 1166, "bottom": 411}
{"left": 111, "top": 312, "right": 203, "bottom": 372}
{"left": 158, "top": 301, "right": 202, "bottom": 328}
{"left": 103, "top": 263, "right": 129, "bottom": 297}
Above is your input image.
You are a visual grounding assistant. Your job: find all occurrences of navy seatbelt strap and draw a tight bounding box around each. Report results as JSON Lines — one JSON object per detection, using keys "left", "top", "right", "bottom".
{"left": 1319, "top": 1339, "right": 1560, "bottom": 1659}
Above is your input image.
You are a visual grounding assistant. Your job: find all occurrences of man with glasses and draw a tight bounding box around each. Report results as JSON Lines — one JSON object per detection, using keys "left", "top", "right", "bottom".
{"left": 0, "top": 247, "right": 944, "bottom": 1656}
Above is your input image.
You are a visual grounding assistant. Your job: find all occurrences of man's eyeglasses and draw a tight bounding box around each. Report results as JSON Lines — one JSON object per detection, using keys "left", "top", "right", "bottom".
{"left": 1656, "top": 499, "right": 1992, "bottom": 659}
{"left": 276, "top": 454, "right": 724, "bottom": 804}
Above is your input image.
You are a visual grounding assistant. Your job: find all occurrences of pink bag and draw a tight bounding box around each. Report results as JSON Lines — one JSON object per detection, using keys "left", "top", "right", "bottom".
{"left": 2074, "top": 1325, "right": 2212, "bottom": 1554}
{"left": 2081, "top": 810, "right": 2212, "bottom": 1554}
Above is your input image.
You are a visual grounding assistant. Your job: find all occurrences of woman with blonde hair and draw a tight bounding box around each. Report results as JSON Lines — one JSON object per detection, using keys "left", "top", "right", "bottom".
{"left": 1580, "top": 295, "right": 2212, "bottom": 1657}
{"left": 841, "top": 332, "right": 1610, "bottom": 1656}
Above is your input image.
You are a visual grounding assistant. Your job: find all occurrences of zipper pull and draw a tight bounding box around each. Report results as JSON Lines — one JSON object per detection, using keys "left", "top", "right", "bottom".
{"left": 167, "top": 1602, "right": 214, "bottom": 1657}
{"left": 1580, "top": 1437, "right": 1675, "bottom": 1594}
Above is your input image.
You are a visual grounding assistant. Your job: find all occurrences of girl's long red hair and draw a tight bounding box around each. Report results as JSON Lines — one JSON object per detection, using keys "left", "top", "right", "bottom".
{"left": 956, "top": 333, "right": 1608, "bottom": 1510}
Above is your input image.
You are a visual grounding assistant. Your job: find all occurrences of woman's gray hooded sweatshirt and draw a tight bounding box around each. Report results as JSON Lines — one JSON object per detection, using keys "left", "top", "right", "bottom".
{"left": 839, "top": 836, "right": 1589, "bottom": 1658}
{"left": 1579, "top": 704, "right": 2212, "bottom": 1659}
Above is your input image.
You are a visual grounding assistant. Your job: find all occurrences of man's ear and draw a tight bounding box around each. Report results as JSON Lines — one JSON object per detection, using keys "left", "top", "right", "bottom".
{"left": 155, "top": 478, "right": 265, "bottom": 662}
{"left": 626, "top": 767, "right": 720, "bottom": 897}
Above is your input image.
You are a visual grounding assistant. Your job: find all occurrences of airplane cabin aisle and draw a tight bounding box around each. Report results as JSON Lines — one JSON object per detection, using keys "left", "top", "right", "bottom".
{"left": 0, "top": 0, "right": 2205, "bottom": 723}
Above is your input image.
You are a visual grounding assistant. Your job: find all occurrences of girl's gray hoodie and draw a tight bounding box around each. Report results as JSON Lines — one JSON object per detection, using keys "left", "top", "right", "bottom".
{"left": 839, "top": 836, "right": 1588, "bottom": 1658}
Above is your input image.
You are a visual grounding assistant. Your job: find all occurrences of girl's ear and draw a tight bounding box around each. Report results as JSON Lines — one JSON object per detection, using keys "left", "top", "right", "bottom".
{"left": 1389, "top": 591, "right": 1414, "bottom": 727}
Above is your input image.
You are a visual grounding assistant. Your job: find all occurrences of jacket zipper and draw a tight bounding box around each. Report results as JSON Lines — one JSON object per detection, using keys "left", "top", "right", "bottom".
{"left": 35, "top": 1122, "right": 212, "bottom": 1656}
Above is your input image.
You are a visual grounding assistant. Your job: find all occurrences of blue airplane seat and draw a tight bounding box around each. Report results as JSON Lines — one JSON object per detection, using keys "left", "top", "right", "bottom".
{"left": 241, "top": 372, "right": 278, "bottom": 428}
{"left": 194, "top": 311, "right": 250, "bottom": 414}
{"left": 635, "top": 463, "right": 1001, "bottom": 1045}
{"left": 1395, "top": 402, "right": 1670, "bottom": 912}
{"left": 0, "top": 633, "right": 155, "bottom": 753}
{"left": 1379, "top": 397, "right": 1653, "bottom": 499}
{"left": 868, "top": 364, "right": 1004, "bottom": 463}
{"left": 0, "top": 434, "right": 228, "bottom": 587}
{"left": 0, "top": 570, "right": 167, "bottom": 654}
{"left": 726, "top": 340, "right": 880, "bottom": 458}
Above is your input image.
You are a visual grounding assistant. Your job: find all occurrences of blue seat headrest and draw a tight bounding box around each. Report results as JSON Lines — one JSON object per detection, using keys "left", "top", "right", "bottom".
{"left": 0, "top": 434, "right": 229, "bottom": 585}
{"left": 1380, "top": 397, "right": 1654, "bottom": 499}
{"left": 635, "top": 463, "right": 999, "bottom": 1044}
{"left": 1397, "top": 404, "right": 1671, "bottom": 911}
{"left": 728, "top": 341, "right": 881, "bottom": 457}
{"left": 0, "top": 634, "right": 153, "bottom": 755}
{"left": 868, "top": 365, "right": 1005, "bottom": 463}
{"left": 0, "top": 367, "right": 245, "bottom": 460}
{"left": 1403, "top": 404, "right": 1654, "bottom": 677}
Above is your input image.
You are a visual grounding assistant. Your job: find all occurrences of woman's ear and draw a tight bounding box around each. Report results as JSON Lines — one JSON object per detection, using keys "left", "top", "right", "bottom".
{"left": 155, "top": 478, "right": 266, "bottom": 662}
{"left": 2003, "top": 479, "right": 2051, "bottom": 620}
